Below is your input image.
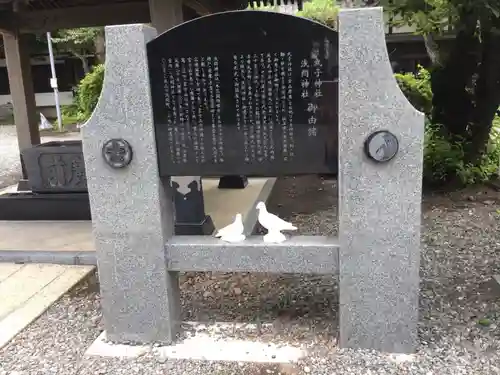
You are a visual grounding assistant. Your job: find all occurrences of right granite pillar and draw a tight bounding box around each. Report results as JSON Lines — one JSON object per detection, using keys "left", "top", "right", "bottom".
{"left": 338, "top": 7, "right": 425, "bottom": 353}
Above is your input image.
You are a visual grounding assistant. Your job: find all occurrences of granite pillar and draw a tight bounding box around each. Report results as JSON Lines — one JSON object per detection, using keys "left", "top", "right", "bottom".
{"left": 81, "top": 24, "right": 180, "bottom": 344}
{"left": 338, "top": 7, "right": 424, "bottom": 353}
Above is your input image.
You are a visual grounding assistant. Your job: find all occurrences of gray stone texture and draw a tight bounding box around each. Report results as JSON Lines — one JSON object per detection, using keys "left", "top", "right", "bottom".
{"left": 166, "top": 235, "right": 339, "bottom": 273}
{"left": 81, "top": 24, "right": 180, "bottom": 344}
{"left": 338, "top": 7, "right": 424, "bottom": 353}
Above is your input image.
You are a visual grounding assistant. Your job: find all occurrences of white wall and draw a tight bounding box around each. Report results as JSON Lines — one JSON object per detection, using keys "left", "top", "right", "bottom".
{"left": 0, "top": 56, "right": 66, "bottom": 68}
{"left": 0, "top": 92, "right": 74, "bottom": 108}
{"left": 0, "top": 56, "right": 75, "bottom": 109}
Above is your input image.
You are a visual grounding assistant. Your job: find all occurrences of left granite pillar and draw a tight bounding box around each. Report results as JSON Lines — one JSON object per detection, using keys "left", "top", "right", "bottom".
{"left": 4, "top": 30, "right": 40, "bottom": 179}
{"left": 81, "top": 24, "right": 180, "bottom": 344}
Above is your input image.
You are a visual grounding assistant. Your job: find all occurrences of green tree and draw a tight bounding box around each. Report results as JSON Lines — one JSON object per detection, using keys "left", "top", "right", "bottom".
{"left": 51, "top": 27, "right": 105, "bottom": 74}
{"left": 248, "top": 0, "right": 339, "bottom": 27}
{"left": 380, "top": 0, "right": 500, "bottom": 165}
{"left": 297, "top": 0, "right": 339, "bottom": 28}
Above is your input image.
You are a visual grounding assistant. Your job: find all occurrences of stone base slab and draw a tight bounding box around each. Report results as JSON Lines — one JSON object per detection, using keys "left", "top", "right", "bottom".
{"left": 85, "top": 322, "right": 305, "bottom": 363}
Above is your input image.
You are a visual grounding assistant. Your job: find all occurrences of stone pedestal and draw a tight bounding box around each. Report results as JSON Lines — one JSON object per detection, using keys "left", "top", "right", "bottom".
{"left": 21, "top": 141, "right": 87, "bottom": 193}
{"left": 173, "top": 176, "right": 215, "bottom": 235}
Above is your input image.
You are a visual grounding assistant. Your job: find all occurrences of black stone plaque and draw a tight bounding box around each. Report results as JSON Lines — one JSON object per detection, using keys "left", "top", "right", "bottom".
{"left": 147, "top": 10, "right": 338, "bottom": 177}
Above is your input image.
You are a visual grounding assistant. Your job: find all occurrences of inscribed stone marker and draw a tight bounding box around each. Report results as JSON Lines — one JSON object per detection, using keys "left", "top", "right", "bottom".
{"left": 147, "top": 10, "right": 339, "bottom": 177}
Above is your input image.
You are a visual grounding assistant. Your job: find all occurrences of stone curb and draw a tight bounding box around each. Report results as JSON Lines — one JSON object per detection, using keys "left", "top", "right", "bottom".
{"left": 0, "top": 251, "right": 97, "bottom": 265}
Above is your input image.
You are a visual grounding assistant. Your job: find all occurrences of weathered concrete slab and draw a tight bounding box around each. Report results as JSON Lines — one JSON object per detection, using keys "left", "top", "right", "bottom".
{"left": 0, "top": 263, "right": 23, "bottom": 283}
{"left": 0, "top": 221, "right": 93, "bottom": 252}
{"left": 86, "top": 322, "right": 305, "bottom": 363}
{"left": 0, "top": 264, "right": 67, "bottom": 320}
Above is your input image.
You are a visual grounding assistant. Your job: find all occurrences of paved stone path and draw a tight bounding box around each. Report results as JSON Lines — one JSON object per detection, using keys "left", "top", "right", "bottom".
{"left": 0, "top": 125, "right": 80, "bottom": 189}
{"left": 0, "top": 263, "right": 95, "bottom": 350}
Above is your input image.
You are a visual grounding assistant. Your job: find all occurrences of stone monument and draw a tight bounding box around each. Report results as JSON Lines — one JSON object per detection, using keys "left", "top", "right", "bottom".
{"left": 82, "top": 7, "right": 424, "bottom": 353}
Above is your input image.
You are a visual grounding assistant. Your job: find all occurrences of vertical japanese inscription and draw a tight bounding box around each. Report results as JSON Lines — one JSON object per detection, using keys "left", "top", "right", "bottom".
{"left": 160, "top": 48, "right": 326, "bottom": 167}
{"left": 187, "top": 58, "right": 197, "bottom": 163}
{"left": 232, "top": 51, "right": 292, "bottom": 163}
{"left": 287, "top": 52, "right": 293, "bottom": 157}
{"left": 259, "top": 53, "right": 270, "bottom": 161}
{"left": 161, "top": 55, "right": 231, "bottom": 164}
{"left": 266, "top": 53, "right": 275, "bottom": 161}
{"left": 239, "top": 55, "right": 249, "bottom": 162}
{"left": 161, "top": 58, "right": 176, "bottom": 163}
{"left": 194, "top": 57, "right": 206, "bottom": 163}
{"left": 246, "top": 54, "right": 256, "bottom": 161}
{"left": 301, "top": 41, "right": 324, "bottom": 138}
{"left": 206, "top": 56, "right": 224, "bottom": 164}
{"left": 214, "top": 57, "right": 223, "bottom": 162}
{"left": 207, "top": 57, "right": 217, "bottom": 163}
{"left": 233, "top": 56, "right": 241, "bottom": 132}
{"left": 180, "top": 58, "right": 189, "bottom": 163}
{"left": 253, "top": 54, "right": 262, "bottom": 161}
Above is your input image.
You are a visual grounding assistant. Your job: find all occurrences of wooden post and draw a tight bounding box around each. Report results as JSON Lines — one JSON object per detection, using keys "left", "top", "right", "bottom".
{"left": 3, "top": 30, "right": 40, "bottom": 180}
{"left": 148, "top": 0, "right": 183, "bottom": 33}
{"left": 3, "top": 31, "right": 40, "bottom": 151}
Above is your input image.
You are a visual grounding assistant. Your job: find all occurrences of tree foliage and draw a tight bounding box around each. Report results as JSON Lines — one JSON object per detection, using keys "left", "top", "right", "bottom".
{"left": 52, "top": 28, "right": 102, "bottom": 50}
{"left": 395, "top": 66, "right": 433, "bottom": 115}
{"left": 248, "top": 0, "right": 339, "bottom": 28}
{"left": 381, "top": 0, "right": 500, "bottom": 167}
{"left": 62, "top": 64, "right": 105, "bottom": 123}
{"left": 297, "top": 0, "right": 339, "bottom": 28}
{"left": 52, "top": 27, "right": 105, "bottom": 73}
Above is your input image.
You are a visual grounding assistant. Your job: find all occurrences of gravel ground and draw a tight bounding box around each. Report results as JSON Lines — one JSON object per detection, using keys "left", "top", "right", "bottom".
{"left": 0, "top": 125, "right": 80, "bottom": 190}
{"left": 0, "top": 176, "right": 499, "bottom": 374}
{"left": 0, "top": 125, "right": 23, "bottom": 189}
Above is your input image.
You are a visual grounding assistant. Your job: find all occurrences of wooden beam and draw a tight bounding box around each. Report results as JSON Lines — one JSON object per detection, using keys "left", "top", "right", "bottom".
{"left": 0, "top": 0, "right": 249, "bottom": 33}
{"left": 1, "top": 2, "right": 152, "bottom": 33}
{"left": 149, "top": 0, "right": 183, "bottom": 32}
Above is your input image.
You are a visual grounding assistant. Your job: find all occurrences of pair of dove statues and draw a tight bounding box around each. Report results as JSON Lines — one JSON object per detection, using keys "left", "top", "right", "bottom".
{"left": 214, "top": 201, "right": 297, "bottom": 243}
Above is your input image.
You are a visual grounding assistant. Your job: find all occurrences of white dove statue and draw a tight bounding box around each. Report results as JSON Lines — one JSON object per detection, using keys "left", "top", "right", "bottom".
{"left": 214, "top": 213, "right": 246, "bottom": 243}
{"left": 256, "top": 201, "right": 297, "bottom": 243}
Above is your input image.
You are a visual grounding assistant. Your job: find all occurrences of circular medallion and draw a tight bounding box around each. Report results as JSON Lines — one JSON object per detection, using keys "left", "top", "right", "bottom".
{"left": 364, "top": 131, "right": 399, "bottom": 163}
{"left": 102, "top": 139, "right": 133, "bottom": 169}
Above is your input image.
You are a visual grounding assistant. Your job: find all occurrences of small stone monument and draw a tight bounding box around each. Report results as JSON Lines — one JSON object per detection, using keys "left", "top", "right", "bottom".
{"left": 82, "top": 7, "right": 424, "bottom": 353}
